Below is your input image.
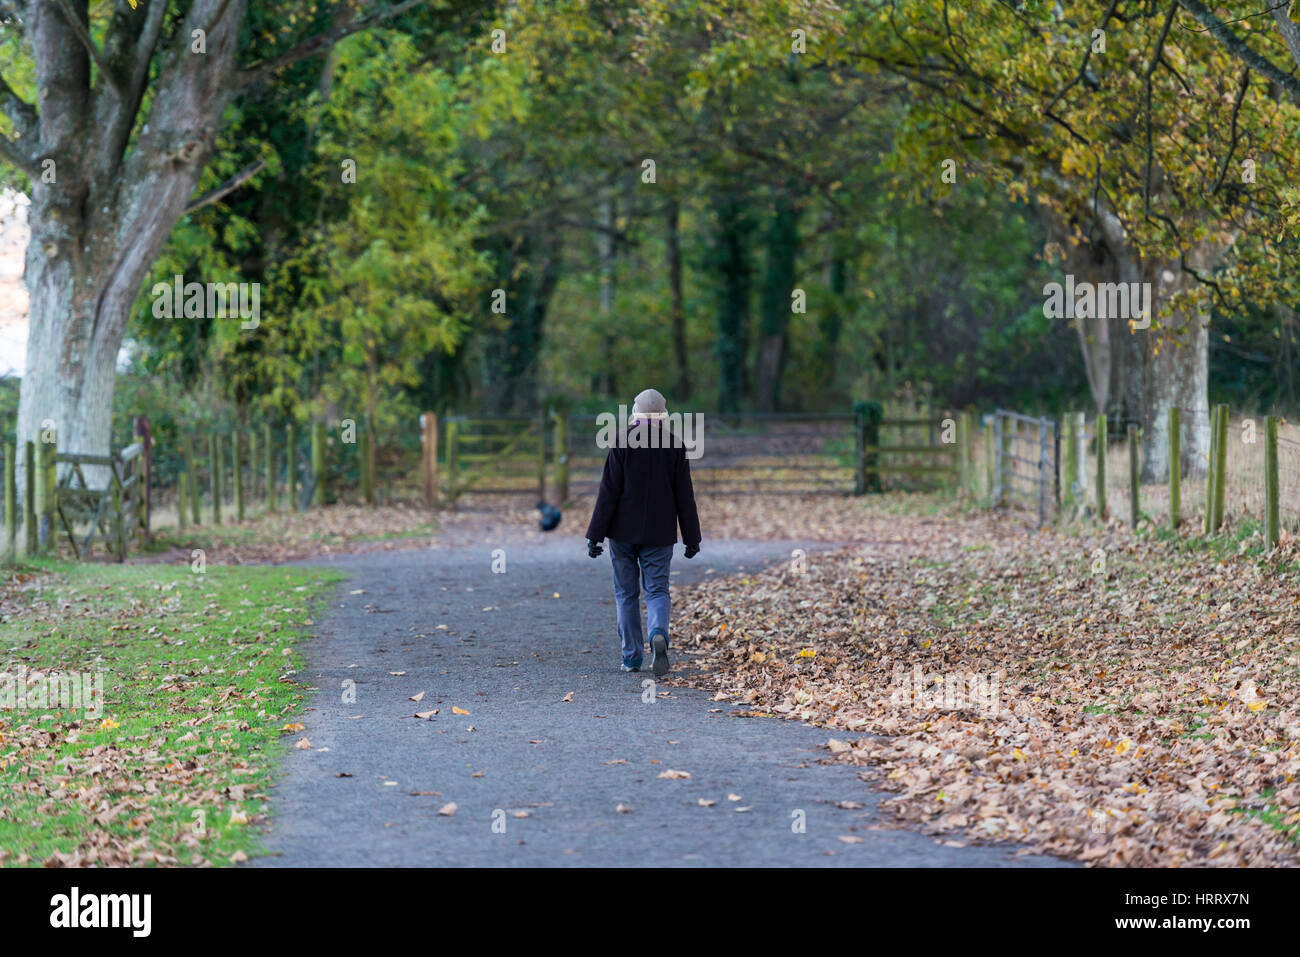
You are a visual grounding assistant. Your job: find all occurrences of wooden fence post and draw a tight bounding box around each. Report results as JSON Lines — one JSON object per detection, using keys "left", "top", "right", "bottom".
{"left": 1211, "top": 403, "right": 1228, "bottom": 533}
{"left": 1095, "top": 413, "right": 1107, "bottom": 521}
{"left": 182, "top": 434, "right": 200, "bottom": 525}
{"left": 311, "top": 421, "right": 326, "bottom": 506}
{"left": 134, "top": 415, "right": 152, "bottom": 544}
{"left": 1203, "top": 405, "right": 1218, "bottom": 534}
{"left": 854, "top": 401, "right": 882, "bottom": 493}
{"left": 24, "top": 440, "right": 36, "bottom": 554}
{"left": 46, "top": 430, "right": 57, "bottom": 551}
{"left": 446, "top": 419, "right": 460, "bottom": 506}
{"left": 853, "top": 405, "right": 865, "bottom": 495}
{"left": 1168, "top": 407, "right": 1181, "bottom": 530}
{"left": 421, "top": 412, "right": 438, "bottom": 508}
{"left": 112, "top": 468, "right": 125, "bottom": 561}
{"left": 1062, "top": 414, "right": 1077, "bottom": 510}
{"left": 35, "top": 428, "right": 56, "bottom": 552}
{"left": 33, "top": 433, "right": 45, "bottom": 551}
{"left": 1265, "top": 415, "right": 1280, "bottom": 550}
{"left": 248, "top": 426, "right": 259, "bottom": 501}
{"left": 999, "top": 416, "right": 1013, "bottom": 507}
{"left": 233, "top": 430, "right": 244, "bottom": 520}
{"left": 1127, "top": 423, "right": 1140, "bottom": 529}
{"left": 361, "top": 419, "right": 375, "bottom": 506}
{"left": 553, "top": 411, "right": 570, "bottom": 505}
{"left": 1062, "top": 411, "right": 1085, "bottom": 512}
{"left": 286, "top": 423, "right": 297, "bottom": 511}
{"left": 4, "top": 442, "right": 14, "bottom": 562}
{"left": 210, "top": 431, "right": 222, "bottom": 525}
{"left": 983, "top": 417, "right": 994, "bottom": 504}
{"left": 991, "top": 415, "right": 1003, "bottom": 506}
{"left": 264, "top": 422, "right": 276, "bottom": 511}
{"left": 1038, "top": 418, "right": 1050, "bottom": 526}
{"left": 536, "top": 408, "right": 547, "bottom": 503}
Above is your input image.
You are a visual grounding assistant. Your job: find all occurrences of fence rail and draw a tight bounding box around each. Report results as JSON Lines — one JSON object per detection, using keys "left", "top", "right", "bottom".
{"left": 4, "top": 400, "right": 1295, "bottom": 563}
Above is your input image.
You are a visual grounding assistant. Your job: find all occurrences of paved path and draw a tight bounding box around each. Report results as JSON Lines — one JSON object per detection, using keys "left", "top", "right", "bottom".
{"left": 254, "top": 533, "right": 1070, "bottom": 867}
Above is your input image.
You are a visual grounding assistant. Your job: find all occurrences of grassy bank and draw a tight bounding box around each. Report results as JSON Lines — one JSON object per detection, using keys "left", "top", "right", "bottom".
{"left": 0, "top": 559, "right": 342, "bottom": 866}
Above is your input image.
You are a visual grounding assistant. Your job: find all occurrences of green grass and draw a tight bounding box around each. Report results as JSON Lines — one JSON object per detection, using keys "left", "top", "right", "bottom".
{"left": 1228, "top": 787, "right": 1300, "bottom": 843}
{"left": 0, "top": 559, "right": 342, "bottom": 866}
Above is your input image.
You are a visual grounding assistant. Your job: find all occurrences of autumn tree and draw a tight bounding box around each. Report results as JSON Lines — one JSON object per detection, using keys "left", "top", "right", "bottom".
{"left": 0, "top": 0, "right": 438, "bottom": 487}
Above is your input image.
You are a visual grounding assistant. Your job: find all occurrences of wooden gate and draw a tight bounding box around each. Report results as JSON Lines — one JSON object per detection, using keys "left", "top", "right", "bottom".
{"left": 442, "top": 415, "right": 547, "bottom": 503}
{"left": 54, "top": 443, "right": 149, "bottom": 560}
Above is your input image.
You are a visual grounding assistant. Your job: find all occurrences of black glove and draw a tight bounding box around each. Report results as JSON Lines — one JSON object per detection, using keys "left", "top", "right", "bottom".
{"left": 684, "top": 543, "right": 699, "bottom": 559}
{"left": 587, "top": 539, "right": 604, "bottom": 558}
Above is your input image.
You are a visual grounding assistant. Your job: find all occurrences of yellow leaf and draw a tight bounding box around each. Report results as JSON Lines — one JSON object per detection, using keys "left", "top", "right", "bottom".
{"left": 452, "top": 706, "right": 470, "bottom": 715}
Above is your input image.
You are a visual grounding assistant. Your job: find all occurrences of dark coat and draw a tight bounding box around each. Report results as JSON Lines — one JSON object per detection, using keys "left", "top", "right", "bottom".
{"left": 584, "top": 424, "right": 702, "bottom": 547}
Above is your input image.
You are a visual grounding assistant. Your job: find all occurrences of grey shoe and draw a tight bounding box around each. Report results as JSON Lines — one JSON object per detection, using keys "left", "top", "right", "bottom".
{"left": 650, "top": 630, "right": 670, "bottom": 677}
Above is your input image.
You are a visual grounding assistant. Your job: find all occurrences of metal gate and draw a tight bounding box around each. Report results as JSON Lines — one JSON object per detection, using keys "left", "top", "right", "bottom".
{"left": 989, "top": 410, "right": 1059, "bottom": 526}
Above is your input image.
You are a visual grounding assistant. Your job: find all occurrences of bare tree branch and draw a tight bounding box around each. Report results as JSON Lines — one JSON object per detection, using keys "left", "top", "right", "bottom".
{"left": 232, "top": 0, "right": 428, "bottom": 88}
{"left": 1269, "top": 0, "right": 1300, "bottom": 70}
{"left": 0, "top": 70, "right": 36, "bottom": 138}
{"left": 1176, "top": 0, "right": 1300, "bottom": 100}
{"left": 53, "top": 0, "right": 125, "bottom": 97}
{"left": 0, "top": 134, "right": 37, "bottom": 176}
{"left": 183, "top": 158, "right": 266, "bottom": 214}
{"left": 1211, "top": 68, "right": 1250, "bottom": 195}
{"left": 131, "top": 0, "right": 171, "bottom": 101}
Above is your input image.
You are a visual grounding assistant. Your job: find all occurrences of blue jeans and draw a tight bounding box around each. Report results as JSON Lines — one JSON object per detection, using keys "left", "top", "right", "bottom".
{"left": 608, "top": 540, "right": 673, "bottom": 665}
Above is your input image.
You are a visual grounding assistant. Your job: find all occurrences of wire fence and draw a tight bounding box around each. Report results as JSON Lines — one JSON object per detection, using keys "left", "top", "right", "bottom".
{"left": 981, "top": 404, "right": 1299, "bottom": 541}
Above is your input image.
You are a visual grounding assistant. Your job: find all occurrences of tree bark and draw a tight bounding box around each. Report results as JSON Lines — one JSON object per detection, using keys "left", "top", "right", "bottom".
{"left": 710, "top": 189, "right": 752, "bottom": 414}
{"left": 9, "top": 1, "right": 424, "bottom": 501}
{"left": 755, "top": 190, "right": 799, "bottom": 412}
{"left": 19, "top": 0, "right": 247, "bottom": 494}
{"left": 598, "top": 195, "right": 617, "bottom": 399}
{"left": 666, "top": 197, "right": 690, "bottom": 401}
{"left": 1054, "top": 207, "right": 1220, "bottom": 482}
{"left": 1138, "top": 262, "right": 1211, "bottom": 482}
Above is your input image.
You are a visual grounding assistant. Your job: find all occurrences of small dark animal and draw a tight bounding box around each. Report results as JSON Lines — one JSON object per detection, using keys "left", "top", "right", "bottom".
{"left": 537, "top": 500, "right": 562, "bottom": 532}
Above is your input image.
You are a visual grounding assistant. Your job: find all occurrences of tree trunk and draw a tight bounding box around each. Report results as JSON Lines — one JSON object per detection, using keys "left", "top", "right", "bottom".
{"left": 815, "top": 229, "right": 847, "bottom": 389}
{"left": 1057, "top": 208, "right": 1221, "bottom": 482}
{"left": 17, "top": 0, "right": 248, "bottom": 495}
{"left": 1138, "top": 264, "right": 1212, "bottom": 482}
{"left": 666, "top": 198, "right": 690, "bottom": 401}
{"left": 710, "top": 190, "right": 752, "bottom": 414}
{"left": 599, "top": 195, "right": 617, "bottom": 399}
{"left": 755, "top": 191, "right": 799, "bottom": 412}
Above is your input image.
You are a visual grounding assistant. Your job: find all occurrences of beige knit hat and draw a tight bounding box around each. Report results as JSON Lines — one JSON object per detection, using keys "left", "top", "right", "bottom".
{"left": 632, "top": 388, "right": 667, "bottom": 417}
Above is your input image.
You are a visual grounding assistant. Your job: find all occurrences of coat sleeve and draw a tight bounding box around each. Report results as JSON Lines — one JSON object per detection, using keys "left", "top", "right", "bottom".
{"left": 673, "top": 449, "right": 702, "bottom": 547}
{"left": 584, "top": 448, "right": 623, "bottom": 541}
